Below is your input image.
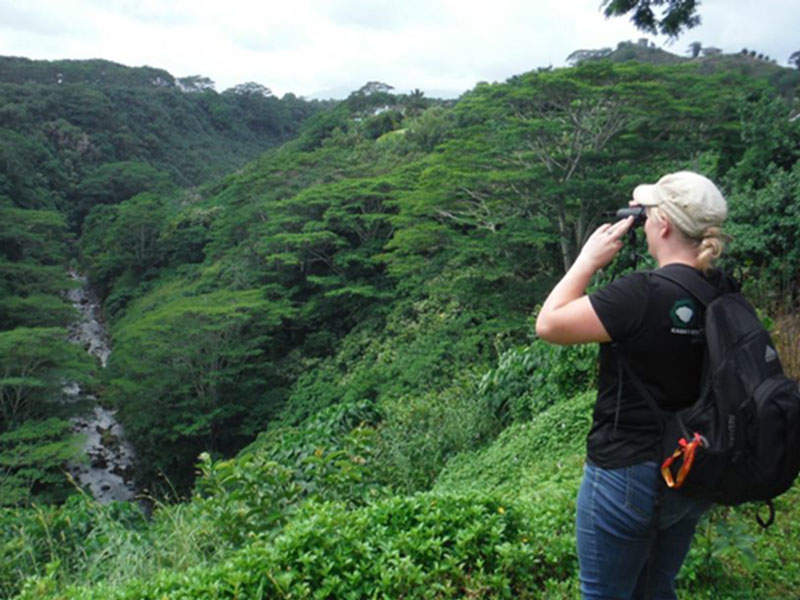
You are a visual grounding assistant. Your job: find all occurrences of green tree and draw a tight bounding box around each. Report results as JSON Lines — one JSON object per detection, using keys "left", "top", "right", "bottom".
{"left": 74, "top": 161, "right": 173, "bottom": 224}
{"left": 404, "top": 88, "right": 429, "bottom": 117}
{"left": 347, "top": 82, "right": 396, "bottom": 114}
{"left": 0, "top": 327, "right": 91, "bottom": 428}
{"left": 109, "top": 193, "right": 167, "bottom": 271}
{"left": 0, "top": 418, "right": 82, "bottom": 506}
{"left": 177, "top": 75, "right": 216, "bottom": 92}
{"left": 722, "top": 93, "right": 800, "bottom": 304}
{"left": 0, "top": 129, "right": 60, "bottom": 210}
{"left": 602, "top": 0, "right": 701, "bottom": 38}
{"left": 363, "top": 109, "right": 404, "bottom": 139}
{"left": 726, "top": 93, "right": 800, "bottom": 190}
{"left": 402, "top": 106, "right": 456, "bottom": 152}
{"left": 226, "top": 82, "right": 273, "bottom": 97}
{"left": 566, "top": 48, "right": 613, "bottom": 66}
{"left": 109, "top": 288, "right": 293, "bottom": 490}
{"left": 725, "top": 162, "right": 800, "bottom": 306}
{"left": 0, "top": 205, "right": 70, "bottom": 266}
{"left": 504, "top": 65, "right": 631, "bottom": 271}
{"left": 0, "top": 204, "right": 75, "bottom": 329}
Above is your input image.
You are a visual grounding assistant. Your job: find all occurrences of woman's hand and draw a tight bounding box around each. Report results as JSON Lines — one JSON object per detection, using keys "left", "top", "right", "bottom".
{"left": 574, "top": 216, "right": 634, "bottom": 272}
{"left": 535, "top": 215, "right": 633, "bottom": 345}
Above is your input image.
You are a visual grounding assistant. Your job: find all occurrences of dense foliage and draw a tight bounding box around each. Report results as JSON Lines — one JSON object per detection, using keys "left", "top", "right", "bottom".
{"left": 0, "top": 201, "right": 93, "bottom": 504}
{"left": 3, "top": 48, "right": 800, "bottom": 598}
{"left": 0, "top": 56, "right": 327, "bottom": 223}
{"left": 81, "top": 58, "right": 791, "bottom": 494}
{"left": 0, "top": 55, "right": 326, "bottom": 505}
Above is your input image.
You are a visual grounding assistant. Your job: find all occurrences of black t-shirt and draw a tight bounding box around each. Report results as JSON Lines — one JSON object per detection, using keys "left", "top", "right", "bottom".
{"left": 586, "top": 263, "right": 733, "bottom": 468}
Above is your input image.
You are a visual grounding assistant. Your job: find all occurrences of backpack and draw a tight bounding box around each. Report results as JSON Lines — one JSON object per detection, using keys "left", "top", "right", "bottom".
{"left": 620, "top": 269, "right": 800, "bottom": 527}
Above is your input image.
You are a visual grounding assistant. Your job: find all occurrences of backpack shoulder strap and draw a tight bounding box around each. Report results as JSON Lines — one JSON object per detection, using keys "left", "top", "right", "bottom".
{"left": 650, "top": 268, "right": 720, "bottom": 307}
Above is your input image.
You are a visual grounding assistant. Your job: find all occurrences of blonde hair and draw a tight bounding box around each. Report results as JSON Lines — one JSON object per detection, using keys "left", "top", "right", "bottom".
{"left": 647, "top": 206, "right": 728, "bottom": 273}
{"left": 696, "top": 227, "right": 728, "bottom": 273}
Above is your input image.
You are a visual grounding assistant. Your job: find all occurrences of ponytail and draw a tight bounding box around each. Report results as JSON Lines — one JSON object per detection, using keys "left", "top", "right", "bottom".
{"left": 696, "top": 226, "right": 728, "bottom": 273}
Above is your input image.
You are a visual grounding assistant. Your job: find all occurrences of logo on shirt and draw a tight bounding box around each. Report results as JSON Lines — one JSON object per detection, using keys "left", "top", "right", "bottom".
{"left": 669, "top": 298, "right": 701, "bottom": 335}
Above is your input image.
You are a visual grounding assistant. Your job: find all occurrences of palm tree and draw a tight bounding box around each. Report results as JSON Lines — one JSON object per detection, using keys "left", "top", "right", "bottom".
{"left": 406, "top": 88, "right": 428, "bottom": 116}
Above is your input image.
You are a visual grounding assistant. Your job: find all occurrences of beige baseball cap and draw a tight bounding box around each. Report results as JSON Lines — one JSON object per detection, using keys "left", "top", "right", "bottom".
{"left": 633, "top": 171, "right": 727, "bottom": 239}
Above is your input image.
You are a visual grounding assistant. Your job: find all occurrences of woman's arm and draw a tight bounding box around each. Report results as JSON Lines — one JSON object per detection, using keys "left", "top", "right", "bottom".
{"left": 535, "top": 217, "right": 633, "bottom": 345}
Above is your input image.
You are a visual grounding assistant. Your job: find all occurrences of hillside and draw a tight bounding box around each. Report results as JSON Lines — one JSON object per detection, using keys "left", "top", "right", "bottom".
{"left": 0, "top": 55, "right": 328, "bottom": 508}
{"left": 2, "top": 54, "right": 800, "bottom": 598}
{"left": 0, "top": 55, "right": 329, "bottom": 223}
{"left": 570, "top": 41, "right": 800, "bottom": 101}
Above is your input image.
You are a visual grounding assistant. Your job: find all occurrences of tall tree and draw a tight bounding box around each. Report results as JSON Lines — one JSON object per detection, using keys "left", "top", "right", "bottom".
{"left": 507, "top": 68, "right": 629, "bottom": 271}
{"left": 0, "top": 418, "right": 82, "bottom": 506}
{"left": 109, "top": 288, "right": 293, "bottom": 490}
{"left": 0, "top": 327, "right": 91, "bottom": 428}
{"left": 687, "top": 41, "right": 702, "bottom": 58}
{"left": 0, "top": 204, "right": 75, "bottom": 329}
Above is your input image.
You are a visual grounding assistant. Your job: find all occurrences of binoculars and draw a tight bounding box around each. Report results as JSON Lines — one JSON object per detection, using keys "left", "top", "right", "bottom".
{"left": 612, "top": 206, "right": 647, "bottom": 227}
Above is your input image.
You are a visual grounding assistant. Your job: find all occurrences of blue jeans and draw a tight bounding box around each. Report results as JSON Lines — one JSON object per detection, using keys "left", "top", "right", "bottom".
{"left": 576, "top": 460, "right": 711, "bottom": 600}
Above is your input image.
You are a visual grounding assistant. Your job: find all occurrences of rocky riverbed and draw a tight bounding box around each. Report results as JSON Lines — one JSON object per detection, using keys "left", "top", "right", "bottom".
{"left": 64, "top": 271, "right": 137, "bottom": 503}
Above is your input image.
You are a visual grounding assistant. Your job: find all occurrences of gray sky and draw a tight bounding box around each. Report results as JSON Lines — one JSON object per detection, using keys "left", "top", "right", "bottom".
{"left": 1, "top": 0, "right": 798, "bottom": 99}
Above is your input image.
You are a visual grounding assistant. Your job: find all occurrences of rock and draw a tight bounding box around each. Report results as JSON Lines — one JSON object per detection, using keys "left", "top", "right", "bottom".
{"left": 90, "top": 454, "right": 108, "bottom": 469}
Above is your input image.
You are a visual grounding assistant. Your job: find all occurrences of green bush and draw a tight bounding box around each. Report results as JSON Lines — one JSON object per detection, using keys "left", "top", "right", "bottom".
{"left": 0, "top": 493, "right": 149, "bottom": 599}
{"left": 22, "top": 492, "right": 576, "bottom": 600}
{"left": 477, "top": 341, "right": 597, "bottom": 424}
{"left": 187, "top": 398, "right": 383, "bottom": 552}
{"left": 436, "top": 391, "right": 594, "bottom": 499}
{"left": 11, "top": 389, "right": 800, "bottom": 599}
{"left": 192, "top": 425, "right": 378, "bottom": 542}
{"left": 676, "top": 486, "right": 800, "bottom": 599}
{"left": 373, "top": 378, "right": 499, "bottom": 493}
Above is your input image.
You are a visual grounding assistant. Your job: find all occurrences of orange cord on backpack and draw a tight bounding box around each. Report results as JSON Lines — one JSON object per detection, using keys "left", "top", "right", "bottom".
{"left": 661, "top": 432, "right": 704, "bottom": 489}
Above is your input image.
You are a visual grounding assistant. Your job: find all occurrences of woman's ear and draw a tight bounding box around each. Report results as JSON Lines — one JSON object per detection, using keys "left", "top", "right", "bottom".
{"left": 657, "top": 215, "right": 671, "bottom": 239}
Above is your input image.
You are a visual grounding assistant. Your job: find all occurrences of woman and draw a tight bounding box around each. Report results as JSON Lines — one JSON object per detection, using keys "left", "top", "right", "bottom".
{"left": 535, "top": 171, "right": 733, "bottom": 599}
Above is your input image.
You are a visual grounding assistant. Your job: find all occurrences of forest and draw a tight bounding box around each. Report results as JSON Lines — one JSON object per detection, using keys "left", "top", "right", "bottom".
{"left": 2, "top": 44, "right": 800, "bottom": 598}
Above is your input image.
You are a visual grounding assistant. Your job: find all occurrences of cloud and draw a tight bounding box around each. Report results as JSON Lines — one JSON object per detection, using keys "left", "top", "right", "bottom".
{"left": 90, "top": 0, "right": 206, "bottom": 27}
{"left": 0, "top": 0, "right": 797, "bottom": 97}
{"left": 319, "top": 0, "right": 446, "bottom": 31}
{"left": 0, "top": 0, "right": 93, "bottom": 37}
{"left": 699, "top": 0, "right": 799, "bottom": 62}
{"left": 231, "top": 27, "right": 310, "bottom": 54}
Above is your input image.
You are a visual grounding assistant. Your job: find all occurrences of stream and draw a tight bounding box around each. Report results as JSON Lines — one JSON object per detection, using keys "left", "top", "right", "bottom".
{"left": 63, "top": 271, "right": 137, "bottom": 503}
